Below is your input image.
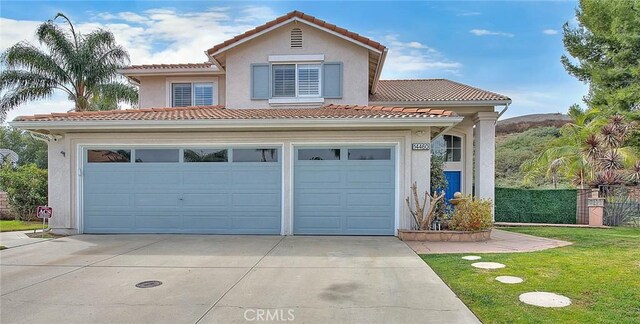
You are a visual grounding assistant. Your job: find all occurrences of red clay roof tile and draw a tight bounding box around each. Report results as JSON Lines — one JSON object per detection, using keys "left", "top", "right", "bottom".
{"left": 370, "top": 79, "right": 511, "bottom": 103}
{"left": 13, "top": 105, "right": 457, "bottom": 123}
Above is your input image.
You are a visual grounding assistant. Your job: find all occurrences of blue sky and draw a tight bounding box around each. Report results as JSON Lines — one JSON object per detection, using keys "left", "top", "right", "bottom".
{"left": 0, "top": 1, "right": 588, "bottom": 121}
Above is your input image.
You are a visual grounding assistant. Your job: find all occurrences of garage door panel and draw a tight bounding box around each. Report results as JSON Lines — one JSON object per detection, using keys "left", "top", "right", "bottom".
{"left": 346, "top": 217, "right": 394, "bottom": 231}
{"left": 294, "top": 216, "right": 341, "bottom": 230}
{"left": 296, "top": 192, "right": 342, "bottom": 207}
{"left": 84, "top": 213, "right": 135, "bottom": 230}
{"left": 134, "top": 194, "right": 181, "bottom": 207}
{"left": 232, "top": 169, "right": 280, "bottom": 186}
{"left": 182, "top": 216, "right": 230, "bottom": 230}
{"left": 346, "top": 192, "right": 394, "bottom": 207}
{"left": 346, "top": 169, "right": 394, "bottom": 185}
{"left": 294, "top": 147, "right": 395, "bottom": 235}
{"left": 231, "top": 193, "right": 280, "bottom": 209}
{"left": 83, "top": 147, "right": 281, "bottom": 234}
{"left": 84, "top": 171, "right": 134, "bottom": 185}
{"left": 135, "top": 215, "right": 183, "bottom": 230}
{"left": 134, "top": 172, "right": 181, "bottom": 185}
{"left": 183, "top": 171, "right": 230, "bottom": 185}
{"left": 181, "top": 193, "right": 229, "bottom": 207}
{"left": 84, "top": 193, "right": 132, "bottom": 207}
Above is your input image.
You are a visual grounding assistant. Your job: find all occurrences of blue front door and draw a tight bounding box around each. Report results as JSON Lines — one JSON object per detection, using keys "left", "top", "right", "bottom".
{"left": 443, "top": 171, "right": 462, "bottom": 201}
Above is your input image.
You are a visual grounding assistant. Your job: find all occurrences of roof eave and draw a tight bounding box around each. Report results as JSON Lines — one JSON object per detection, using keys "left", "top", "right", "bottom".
{"left": 368, "top": 99, "right": 512, "bottom": 107}
{"left": 207, "top": 16, "right": 384, "bottom": 57}
{"left": 10, "top": 116, "right": 463, "bottom": 132}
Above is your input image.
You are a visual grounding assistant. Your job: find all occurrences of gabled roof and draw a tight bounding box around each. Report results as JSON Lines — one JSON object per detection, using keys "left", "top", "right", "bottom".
{"left": 206, "top": 11, "right": 386, "bottom": 55}
{"left": 13, "top": 105, "right": 456, "bottom": 122}
{"left": 205, "top": 10, "right": 388, "bottom": 94}
{"left": 370, "top": 79, "right": 511, "bottom": 104}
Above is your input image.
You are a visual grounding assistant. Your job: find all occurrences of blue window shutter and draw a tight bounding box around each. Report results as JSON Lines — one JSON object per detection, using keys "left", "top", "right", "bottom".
{"left": 322, "top": 62, "right": 342, "bottom": 99}
{"left": 251, "top": 64, "right": 270, "bottom": 100}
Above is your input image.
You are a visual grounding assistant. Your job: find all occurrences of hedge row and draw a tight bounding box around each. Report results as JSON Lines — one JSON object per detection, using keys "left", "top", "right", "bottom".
{"left": 495, "top": 187, "right": 577, "bottom": 224}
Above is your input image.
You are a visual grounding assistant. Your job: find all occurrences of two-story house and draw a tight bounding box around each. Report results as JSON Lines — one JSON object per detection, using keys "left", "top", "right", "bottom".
{"left": 12, "top": 11, "right": 511, "bottom": 235}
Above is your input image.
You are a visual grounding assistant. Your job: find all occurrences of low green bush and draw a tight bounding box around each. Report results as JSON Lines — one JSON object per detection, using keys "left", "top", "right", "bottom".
{"left": 495, "top": 188, "right": 577, "bottom": 224}
{"left": 449, "top": 196, "right": 493, "bottom": 231}
{"left": 0, "top": 163, "right": 47, "bottom": 220}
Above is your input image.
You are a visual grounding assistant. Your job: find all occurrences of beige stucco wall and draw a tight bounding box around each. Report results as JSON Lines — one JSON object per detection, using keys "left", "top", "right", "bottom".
{"left": 137, "top": 75, "right": 226, "bottom": 108}
{"left": 224, "top": 21, "right": 370, "bottom": 108}
{"left": 47, "top": 128, "right": 434, "bottom": 235}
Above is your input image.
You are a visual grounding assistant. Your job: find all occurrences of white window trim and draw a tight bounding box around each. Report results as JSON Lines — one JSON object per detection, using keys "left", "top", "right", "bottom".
{"left": 270, "top": 63, "right": 322, "bottom": 104}
{"left": 165, "top": 77, "right": 218, "bottom": 107}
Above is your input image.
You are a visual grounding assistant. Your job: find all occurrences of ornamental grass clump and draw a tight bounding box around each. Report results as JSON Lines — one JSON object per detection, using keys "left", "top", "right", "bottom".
{"left": 450, "top": 196, "right": 493, "bottom": 231}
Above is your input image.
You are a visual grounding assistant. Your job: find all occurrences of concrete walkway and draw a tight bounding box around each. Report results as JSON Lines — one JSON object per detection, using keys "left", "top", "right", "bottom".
{"left": 404, "top": 229, "right": 572, "bottom": 254}
{"left": 1, "top": 235, "right": 479, "bottom": 324}
{"left": 0, "top": 230, "right": 51, "bottom": 248}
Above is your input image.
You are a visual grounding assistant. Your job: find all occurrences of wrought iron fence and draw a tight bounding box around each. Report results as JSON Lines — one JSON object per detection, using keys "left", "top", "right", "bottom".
{"left": 600, "top": 185, "right": 640, "bottom": 227}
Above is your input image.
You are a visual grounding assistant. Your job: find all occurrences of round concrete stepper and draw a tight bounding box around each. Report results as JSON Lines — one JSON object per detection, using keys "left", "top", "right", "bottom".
{"left": 462, "top": 255, "right": 482, "bottom": 261}
{"left": 496, "top": 276, "right": 523, "bottom": 284}
{"left": 471, "top": 262, "right": 506, "bottom": 269}
{"left": 519, "top": 292, "right": 572, "bottom": 308}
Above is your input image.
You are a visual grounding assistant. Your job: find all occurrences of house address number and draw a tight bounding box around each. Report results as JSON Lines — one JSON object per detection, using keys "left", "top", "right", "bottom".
{"left": 412, "top": 143, "right": 430, "bottom": 151}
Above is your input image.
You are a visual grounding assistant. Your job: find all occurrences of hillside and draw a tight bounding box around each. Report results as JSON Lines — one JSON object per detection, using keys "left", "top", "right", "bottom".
{"left": 497, "top": 113, "right": 571, "bottom": 135}
{"left": 495, "top": 113, "right": 571, "bottom": 188}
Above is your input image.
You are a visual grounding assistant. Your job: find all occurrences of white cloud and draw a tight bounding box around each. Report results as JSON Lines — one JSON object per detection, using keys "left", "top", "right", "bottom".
{"left": 470, "top": 29, "right": 514, "bottom": 38}
{"left": 0, "top": 6, "right": 277, "bottom": 122}
{"left": 542, "top": 29, "right": 559, "bottom": 35}
{"left": 380, "top": 35, "right": 462, "bottom": 78}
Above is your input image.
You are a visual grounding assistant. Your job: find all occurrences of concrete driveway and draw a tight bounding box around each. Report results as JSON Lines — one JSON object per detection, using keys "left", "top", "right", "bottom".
{"left": 0, "top": 235, "right": 478, "bottom": 324}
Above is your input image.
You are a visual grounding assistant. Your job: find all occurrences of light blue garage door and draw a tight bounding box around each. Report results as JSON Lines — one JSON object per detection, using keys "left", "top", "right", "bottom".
{"left": 83, "top": 147, "right": 281, "bottom": 234}
{"left": 294, "top": 147, "right": 396, "bottom": 235}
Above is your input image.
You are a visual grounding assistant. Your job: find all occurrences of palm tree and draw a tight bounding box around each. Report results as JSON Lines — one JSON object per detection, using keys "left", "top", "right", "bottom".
{"left": 522, "top": 108, "right": 638, "bottom": 188}
{"left": 0, "top": 13, "right": 137, "bottom": 121}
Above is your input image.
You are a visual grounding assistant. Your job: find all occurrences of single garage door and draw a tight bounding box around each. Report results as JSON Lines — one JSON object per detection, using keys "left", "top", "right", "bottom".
{"left": 294, "top": 147, "right": 395, "bottom": 235}
{"left": 82, "top": 147, "right": 281, "bottom": 234}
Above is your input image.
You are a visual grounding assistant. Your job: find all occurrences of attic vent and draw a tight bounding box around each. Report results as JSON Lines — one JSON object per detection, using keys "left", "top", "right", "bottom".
{"left": 291, "top": 28, "right": 302, "bottom": 48}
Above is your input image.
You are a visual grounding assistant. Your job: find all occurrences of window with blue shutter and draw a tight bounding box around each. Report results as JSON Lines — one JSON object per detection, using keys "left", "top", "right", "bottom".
{"left": 322, "top": 62, "right": 342, "bottom": 99}
{"left": 251, "top": 64, "right": 271, "bottom": 99}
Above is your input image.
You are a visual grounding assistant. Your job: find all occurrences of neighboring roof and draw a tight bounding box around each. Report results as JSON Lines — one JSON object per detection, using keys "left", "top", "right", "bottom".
{"left": 122, "top": 62, "right": 215, "bottom": 70}
{"left": 13, "top": 105, "right": 457, "bottom": 122}
{"left": 370, "top": 79, "right": 511, "bottom": 103}
{"left": 206, "top": 10, "right": 386, "bottom": 55}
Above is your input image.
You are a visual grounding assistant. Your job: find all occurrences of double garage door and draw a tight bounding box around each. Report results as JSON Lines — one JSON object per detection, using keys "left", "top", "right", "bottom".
{"left": 82, "top": 146, "right": 395, "bottom": 235}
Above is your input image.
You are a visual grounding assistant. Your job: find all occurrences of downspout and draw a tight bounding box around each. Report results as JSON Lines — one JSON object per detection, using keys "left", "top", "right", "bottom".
{"left": 496, "top": 102, "right": 511, "bottom": 123}
{"left": 27, "top": 130, "right": 62, "bottom": 143}
{"left": 431, "top": 124, "right": 457, "bottom": 142}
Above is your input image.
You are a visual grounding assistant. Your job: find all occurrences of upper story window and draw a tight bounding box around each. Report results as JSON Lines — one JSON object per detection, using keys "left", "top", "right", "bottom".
{"left": 432, "top": 135, "right": 462, "bottom": 162}
{"left": 272, "top": 63, "right": 321, "bottom": 98}
{"left": 171, "top": 82, "right": 214, "bottom": 107}
{"left": 291, "top": 28, "right": 302, "bottom": 48}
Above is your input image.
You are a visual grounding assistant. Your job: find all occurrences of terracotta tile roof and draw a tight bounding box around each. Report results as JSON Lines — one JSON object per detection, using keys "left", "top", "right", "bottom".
{"left": 206, "top": 11, "right": 386, "bottom": 55}
{"left": 14, "top": 105, "right": 457, "bottom": 122}
{"left": 370, "top": 79, "right": 511, "bottom": 103}
{"left": 121, "top": 62, "right": 215, "bottom": 70}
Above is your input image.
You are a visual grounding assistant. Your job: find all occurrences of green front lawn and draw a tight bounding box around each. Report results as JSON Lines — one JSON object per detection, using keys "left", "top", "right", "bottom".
{"left": 422, "top": 227, "right": 640, "bottom": 324}
{"left": 0, "top": 220, "right": 45, "bottom": 232}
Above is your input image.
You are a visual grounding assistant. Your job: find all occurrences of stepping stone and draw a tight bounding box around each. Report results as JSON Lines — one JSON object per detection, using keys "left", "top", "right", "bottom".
{"left": 519, "top": 292, "right": 571, "bottom": 308}
{"left": 462, "top": 255, "right": 481, "bottom": 260}
{"left": 496, "top": 276, "right": 523, "bottom": 284}
{"left": 471, "top": 262, "right": 506, "bottom": 269}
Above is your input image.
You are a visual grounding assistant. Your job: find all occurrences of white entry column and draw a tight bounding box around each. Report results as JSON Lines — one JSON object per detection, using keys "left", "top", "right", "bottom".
{"left": 473, "top": 112, "right": 498, "bottom": 214}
